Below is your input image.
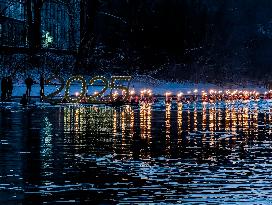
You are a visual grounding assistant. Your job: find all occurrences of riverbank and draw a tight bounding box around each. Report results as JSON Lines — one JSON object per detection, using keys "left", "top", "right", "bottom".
{"left": 5, "top": 76, "right": 268, "bottom": 99}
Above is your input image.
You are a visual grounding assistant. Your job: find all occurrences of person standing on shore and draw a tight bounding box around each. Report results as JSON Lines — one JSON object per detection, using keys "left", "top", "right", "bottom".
{"left": 25, "top": 76, "right": 34, "bottom": 102}
{"left": 40, "top": 74, "right": 45, "bottom": 102}
{"left": 20, "top": 94, "right": 28, "bottom": 107}
{"left": 1, "top": 77, "right": 7, "bottom": 101}
{"left": 7, "top": 76, "right": 13, "bottom": 101}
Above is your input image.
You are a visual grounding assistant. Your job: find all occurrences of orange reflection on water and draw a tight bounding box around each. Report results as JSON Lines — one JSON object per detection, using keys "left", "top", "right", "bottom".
{"left": 165, "top": 102, "right": 171, "bottom": 155}
{"left": 61, "top": 100, "right": 271, "bottom": 155}
{"left": 177, "top": 103, "right": 182, "bottom": 142}
{"left": 140, "top": 103, "right": 152, "bottom": 140}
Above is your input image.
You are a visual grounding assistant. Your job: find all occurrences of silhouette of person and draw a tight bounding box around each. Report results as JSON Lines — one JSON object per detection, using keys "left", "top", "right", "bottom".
{"left": 1, "top": 77, "right": 7, "bottom": 101}
{"left": 40, "top": 74, "right": 45, "bottom": 102}
{"left": 20, "top": 94, "right": 28, "bottom": 107}
{"left": 7, "top": 76, "right": 13, "bottom": 101}
{"left": 25, "top": 76, "right": 34, "bottom": 101}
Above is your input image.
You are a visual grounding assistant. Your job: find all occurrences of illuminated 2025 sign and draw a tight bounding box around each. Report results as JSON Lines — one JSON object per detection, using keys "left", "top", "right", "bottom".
{"left": 43, "top": 75, "right": 132, "bottom": 103}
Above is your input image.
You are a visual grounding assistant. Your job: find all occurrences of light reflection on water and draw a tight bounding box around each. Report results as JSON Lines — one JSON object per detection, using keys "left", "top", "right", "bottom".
{"left": 1, "top": 100, "right": 272, "bottom": 203}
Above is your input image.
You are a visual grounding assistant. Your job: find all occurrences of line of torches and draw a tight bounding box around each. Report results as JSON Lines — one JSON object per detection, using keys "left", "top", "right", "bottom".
{"left": 76, "top": 89, "right": 272, "bottom": 104}
{"left": 129, "top": 89, "right": 272, "bottom": 104}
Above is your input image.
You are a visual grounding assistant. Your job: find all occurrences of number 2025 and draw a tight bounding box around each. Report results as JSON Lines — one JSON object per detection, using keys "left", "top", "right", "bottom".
{"left": 43, "top": 75, "right": 132, "bottom": 103}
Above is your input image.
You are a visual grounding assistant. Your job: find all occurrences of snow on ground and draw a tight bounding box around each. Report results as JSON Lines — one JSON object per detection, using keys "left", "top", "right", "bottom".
{"left": 10, "top": 80, "right": 267, "bottom": 98}
{"left": 2, "top": 73, "right": 268, "bottom": 97}
{"left": 130, "top": 75, "right": 267, "bottom": 94}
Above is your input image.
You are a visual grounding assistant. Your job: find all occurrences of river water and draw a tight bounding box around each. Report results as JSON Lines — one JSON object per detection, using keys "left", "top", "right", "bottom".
{"left": 1, "top": 100, "right": 272, "bottom": 204}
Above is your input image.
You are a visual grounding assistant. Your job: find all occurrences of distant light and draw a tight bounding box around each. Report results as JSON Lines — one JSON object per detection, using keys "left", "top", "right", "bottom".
{"left": 147, "top": 89, "right": 152, "bottom": 96}
{"left": 177, "top": 92, "right": 183, "bottom": 97}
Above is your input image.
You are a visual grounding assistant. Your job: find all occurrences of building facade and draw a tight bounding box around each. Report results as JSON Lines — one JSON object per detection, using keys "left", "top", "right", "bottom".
{"left": 0, "top": 0, "right": 80, "bottom": 50}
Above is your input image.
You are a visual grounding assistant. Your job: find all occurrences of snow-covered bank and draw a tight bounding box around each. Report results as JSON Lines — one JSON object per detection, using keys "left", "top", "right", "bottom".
{"left": 130, "top": 75, "right": 267, "bottom": 94}
{"left": 9, "top": 78, "right": 267, "bottom": 98}
{"left": 1, "top": 72, "right": 268, "bottom": 97}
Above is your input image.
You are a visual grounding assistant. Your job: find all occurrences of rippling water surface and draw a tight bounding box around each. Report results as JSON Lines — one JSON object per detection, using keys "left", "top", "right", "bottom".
{"left": 1, "top": 100, "right": 272, "bottom": 204}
